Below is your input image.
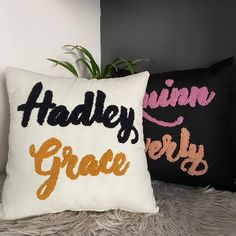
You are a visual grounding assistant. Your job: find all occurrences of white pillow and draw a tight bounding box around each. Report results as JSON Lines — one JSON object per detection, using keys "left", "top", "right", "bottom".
{"left": 0, "top": 68, "right": 158, "bottom": 220}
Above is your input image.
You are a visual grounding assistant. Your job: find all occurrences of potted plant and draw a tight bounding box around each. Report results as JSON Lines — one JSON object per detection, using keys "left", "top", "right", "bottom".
{"left": 48, "top": 45, "right": 148, "bottom": 79}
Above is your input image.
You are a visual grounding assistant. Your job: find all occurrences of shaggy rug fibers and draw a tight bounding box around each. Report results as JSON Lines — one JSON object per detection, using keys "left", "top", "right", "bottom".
{"left": 0, "top": 174, "right": 235, "bottom": 236}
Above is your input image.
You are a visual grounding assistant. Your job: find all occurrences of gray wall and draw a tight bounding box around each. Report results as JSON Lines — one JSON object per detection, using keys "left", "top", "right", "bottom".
{"left": 101, "top": 0, "right": 236, "bottom": 73}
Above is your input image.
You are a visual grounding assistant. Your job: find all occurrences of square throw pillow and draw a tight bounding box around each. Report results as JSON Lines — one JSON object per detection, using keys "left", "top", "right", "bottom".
{"left": 229, "top": 62, "right": 236, "bottom": 177}
{"left": 0, "top": 68, "right": 158, "bottom": 220}
{"left": 143, "top": 57, "right": 236, "bottom": 191}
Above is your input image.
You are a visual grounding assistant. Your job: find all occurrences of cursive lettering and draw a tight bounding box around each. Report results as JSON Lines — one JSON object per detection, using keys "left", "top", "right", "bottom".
{"left": 143, "top": 79, "right": 216, "bottom": 127}
{"left": 29, "top": 137, "right": 130, "bottom": 200}
{"left": 18, "top": 82, "right": 138, "bottom": 144}
{"left": 145, "top": 127, "right": 208, "bottom": 176}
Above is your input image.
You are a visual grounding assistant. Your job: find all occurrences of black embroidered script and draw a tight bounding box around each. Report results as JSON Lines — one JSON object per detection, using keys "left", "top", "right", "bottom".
{"left": 17, "top": 82, "right": 138, "bottom": 144}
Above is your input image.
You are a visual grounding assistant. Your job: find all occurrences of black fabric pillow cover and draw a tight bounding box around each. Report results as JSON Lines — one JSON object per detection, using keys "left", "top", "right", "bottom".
{"left": 143, "top": 57, "right": 236, "bottom": 191}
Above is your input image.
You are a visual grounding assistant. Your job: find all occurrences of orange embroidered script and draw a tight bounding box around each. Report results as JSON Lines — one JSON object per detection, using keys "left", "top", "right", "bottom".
{"left": 145, "top": 127, "right": 208, "bottom": 176}
{"left": 29, "top": 137, "right": 130, "bottom": 200}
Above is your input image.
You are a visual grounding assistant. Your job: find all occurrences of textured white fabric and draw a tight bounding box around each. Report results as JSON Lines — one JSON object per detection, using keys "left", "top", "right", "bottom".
{"left": 0, "top": 68, "right": 158, "bottom": 220}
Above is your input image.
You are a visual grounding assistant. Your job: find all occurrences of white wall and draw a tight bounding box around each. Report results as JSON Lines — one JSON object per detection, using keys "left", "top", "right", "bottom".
{"left": 0, "top": 0, "right": 101, "bottom": 172}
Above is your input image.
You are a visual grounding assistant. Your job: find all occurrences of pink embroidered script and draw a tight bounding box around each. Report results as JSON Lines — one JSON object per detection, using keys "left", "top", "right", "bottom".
{"left": 143, "top": 79, "right": 216, "bottom": 127}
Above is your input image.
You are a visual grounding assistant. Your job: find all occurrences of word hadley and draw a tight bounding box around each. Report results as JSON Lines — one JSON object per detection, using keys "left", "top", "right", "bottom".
{"left": 30, "top": 137, "right": 130, "bottom": 200}
{"left": 18, "top": 82, "right": 138, "bottom": 144}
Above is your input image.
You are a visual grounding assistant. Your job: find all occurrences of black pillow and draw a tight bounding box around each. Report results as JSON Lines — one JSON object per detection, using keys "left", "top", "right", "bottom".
{"left": 143, "top": 58, "right": 236, "bottom": 191}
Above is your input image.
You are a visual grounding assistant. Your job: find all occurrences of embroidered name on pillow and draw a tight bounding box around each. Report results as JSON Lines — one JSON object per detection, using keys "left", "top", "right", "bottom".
{"left": 144, "top": 79, "right": 216, "bottom": 176}
{"left": 17, "top": 82, "right": 139, "bottom": 200}
{"left": 30, "top": 137, "right": 130, "bottom": 200}
{"left": 143, "top": 79, "right": 216, "bottom": 127}
{"left": 18, "top": 82, "right": 138, "bottom": 144}
{"left": 145, "top": 127, "right": 207, "bottom": 176}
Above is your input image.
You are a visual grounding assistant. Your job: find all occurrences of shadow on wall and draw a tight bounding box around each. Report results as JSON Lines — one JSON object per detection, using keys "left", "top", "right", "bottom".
{"left": 0, "top": 0, "right": 101, "bottom": 173}
{"left": 101, "top": 0, "right": 236, "bottom": 73}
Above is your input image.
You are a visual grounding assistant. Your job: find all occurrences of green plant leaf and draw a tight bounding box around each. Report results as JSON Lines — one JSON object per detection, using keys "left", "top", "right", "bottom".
{"left": 131, "top": 59, "right": 150, "bottom": 65}
{"left": 47, "top": 58, "right": 79, "bottom": 78}
{"left": 76, "top": 58, "right": 94, "bottom": 77}
{"left": 48, "top": 45, "right": 150, "bottom": 80}
{"left": 64, "top": 45, "right": 79, "bottom": 51}
{"left": 64, "top": 45, "right": 101, "bottom": 79}
{"left": 112, "top": 58, "right": 134, "bottom": 74}
{"left": 102, "top": 63, "right": 118, "bottom": 78}
{"left": 77, "top": 46, "right": 101, "bottom": 79}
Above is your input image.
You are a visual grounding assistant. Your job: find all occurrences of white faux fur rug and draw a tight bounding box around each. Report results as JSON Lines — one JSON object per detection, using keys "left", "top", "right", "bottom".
{"left": 0, "top": 174, "right": 235, "bottom": 236}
